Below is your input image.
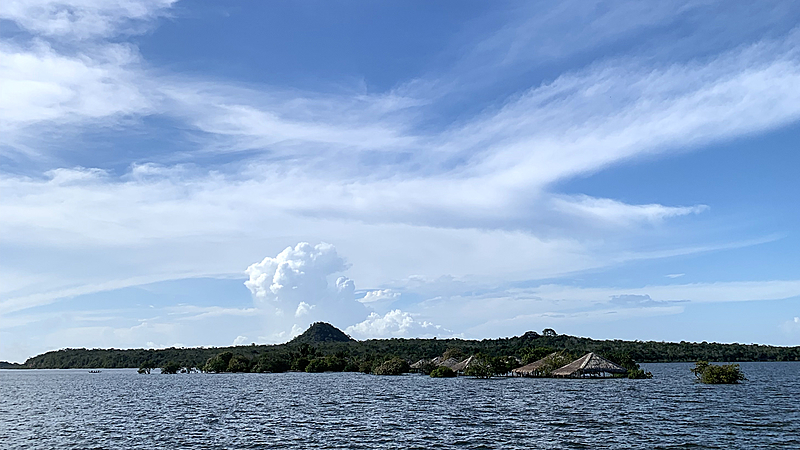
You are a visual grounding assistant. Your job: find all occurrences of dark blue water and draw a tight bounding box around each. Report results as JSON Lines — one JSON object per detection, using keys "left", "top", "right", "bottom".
{"left": 1, "top": 362, "right": 798, "bottom": 449}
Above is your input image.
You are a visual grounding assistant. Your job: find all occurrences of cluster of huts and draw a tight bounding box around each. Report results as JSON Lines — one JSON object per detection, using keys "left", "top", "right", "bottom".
{"left": 411, "top": 352, "right": 627, "bottom": 378}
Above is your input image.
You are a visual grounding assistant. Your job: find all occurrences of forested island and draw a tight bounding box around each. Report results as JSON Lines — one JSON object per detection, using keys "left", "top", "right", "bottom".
{"left": 6, "top": 323, "right": 799, "bottom": 375}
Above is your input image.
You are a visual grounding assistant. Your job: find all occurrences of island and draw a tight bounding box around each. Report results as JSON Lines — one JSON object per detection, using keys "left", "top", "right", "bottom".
{"left": 5, "top": 322, "right": 798, "bottom": 380}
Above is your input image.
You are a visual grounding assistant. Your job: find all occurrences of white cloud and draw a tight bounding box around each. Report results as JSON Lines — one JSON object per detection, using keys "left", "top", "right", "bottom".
{"left": 346, "top": 309, "right": 449, "bottom": 339}
{"left": 359, "top": 289, "right": 400, "bottom": 303}
{"left": 232, "top": 335, "right": 248, "bottom": 346}
{"left": 407, "top": 279, "right": 800, "bottom": 339}
{"left": 357, "top": 289, "right": 401, "bottom": 313}
{"left": 666, "top": 273, "right": 685, "bottom": 279}
{"left": 0, "top": 41, "right": 152, "bottom": 150}
{"left": 780, "top": 316, "right": 800, "bottom": 335}
{"left": 244, "top": 242, "right": 350, "bottom": 303}
{"left": 609, "top": 294, "right": 673, "bottom": 308}
{"left": 243, "top": 242, "right": 368, "bottom": 338}
{"left": 532, "top": 280, "right": 800, "bottom": 305}
{"left": 552, "top": 195, "right": 707, "bottom": 226}
{"left": 295, "top": 302, "right": 314, "bottom": 317}
{"left": 0, "top": 0, "right": 176, "bottom": 39}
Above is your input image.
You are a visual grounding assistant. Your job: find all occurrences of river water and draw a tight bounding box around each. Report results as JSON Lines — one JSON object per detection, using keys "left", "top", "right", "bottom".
{"left": 1, "top": 362, "right": 798, "bottom": 449}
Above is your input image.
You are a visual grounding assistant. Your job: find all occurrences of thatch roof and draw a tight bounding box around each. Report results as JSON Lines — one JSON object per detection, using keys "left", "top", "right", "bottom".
{"left": 511, "top": 352, "right": 560, "bottom": 376}
{"left": 437, "top": 357, "right": 461, "bottom": 370}
{"left": 551, "top": 352, "right": 627, "bottom": 377}
{"left": 451, "top": 355, "right": 479, "bottom": 372}
{"left": 409, "top": 359, "right": 427, "bottom": 370}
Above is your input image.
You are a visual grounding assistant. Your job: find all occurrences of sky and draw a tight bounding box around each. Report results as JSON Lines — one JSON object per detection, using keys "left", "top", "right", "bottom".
{"left": 1, "top": 0, "right": 799, "bottom": 363}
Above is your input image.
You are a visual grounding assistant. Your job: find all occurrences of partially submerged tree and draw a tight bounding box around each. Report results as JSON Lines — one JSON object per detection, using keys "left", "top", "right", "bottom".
{"left": 137, "top": 361, "right": 155, "bottom": 374}
{"left": 691, "top": 361, "right": 746, "bottom": 384}
{"left": 429, "top": 366, "right": 456, "bottom": 378}
{"left": 463, "top": 354, "right": 494, "bottom": 378}
{"left": 161, "top": 361, "right": 181, "bottom": 374}
{"left": 373, "top": 357, "right": 410, "bottom": 375}
{"left": 606, "top": 352, "right": 653, "bottom": 379}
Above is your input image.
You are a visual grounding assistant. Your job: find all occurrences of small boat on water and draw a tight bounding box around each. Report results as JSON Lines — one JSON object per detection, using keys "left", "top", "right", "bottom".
{"left": 88, "top": 370, "right": 101, "bottom": 373}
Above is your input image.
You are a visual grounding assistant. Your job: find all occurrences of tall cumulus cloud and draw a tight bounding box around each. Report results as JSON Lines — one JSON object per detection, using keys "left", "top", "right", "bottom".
{"left": 244, "top": 242, "right": 447, "bottom": 341}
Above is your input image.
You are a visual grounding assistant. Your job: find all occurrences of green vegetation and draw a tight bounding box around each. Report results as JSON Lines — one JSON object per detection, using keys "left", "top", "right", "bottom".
{"left": 372, "top": 357, "right": 410, "bottom": 375}
{"left": 691, "top": 361, "right": 746, "bottom": 384}
{"left": 626, "top": 368, "right": 653, "bottom": 379}
{"left": 290, "top": 322, "right": 354, "bottom": 344}
{"left": 161, "top": 361, "right": 181, "bottom": 374}
{"left": 137, "top": 361, "right": 155, "bottom": 374}
{"left": 606, "top": 352, "right": 653, "bottom": 379}
{"left": 305, "top": 355, "right": 348, "bottom": 373}
{"left": 464, "top": 355, "right": 494, "bottom": 378}
{"left": 16, "top": 324, "right": 800, "bottom": 371}
{"left": 0, "top": 361, "right": 24, "bottom": 369}
{"left": 227, "top": 354, "right": 251, "bottom": 373}
{"left": 532, "top": 351, "right": 576, "bottom": 377}
{"left": 521, "top": 346, "right": 560, "bottom": 365}
{"left": 203, "top": 351, "right": 233, "bottom": 373}
{"left": 429, "top": 366, "right": 456, "bottom": 378}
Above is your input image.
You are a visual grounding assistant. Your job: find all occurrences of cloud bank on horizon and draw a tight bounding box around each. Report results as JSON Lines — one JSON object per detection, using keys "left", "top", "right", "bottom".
{"left": 1, "top": 0, "right": 799, "bottom": 362}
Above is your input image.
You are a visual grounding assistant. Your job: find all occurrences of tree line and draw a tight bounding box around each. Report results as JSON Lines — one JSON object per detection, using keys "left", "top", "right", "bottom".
{"left": 20, "top": 329, "right": 800, "bottom": 370}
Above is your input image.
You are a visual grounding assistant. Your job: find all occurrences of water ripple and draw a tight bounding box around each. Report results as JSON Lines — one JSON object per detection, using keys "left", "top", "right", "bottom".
{"left": 1, "top": 362, "right": 799, "bottom": 449}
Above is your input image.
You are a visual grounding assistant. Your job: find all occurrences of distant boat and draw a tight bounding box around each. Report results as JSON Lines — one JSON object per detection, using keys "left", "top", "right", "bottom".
{"left": 88, "top": 370, "right": 101, "bottom": 373}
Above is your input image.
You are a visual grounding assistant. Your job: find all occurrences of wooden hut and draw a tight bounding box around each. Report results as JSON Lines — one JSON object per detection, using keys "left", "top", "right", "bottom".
{"left": 451, "top": 355, "right": 478, "bottom": 373}
{"left": 511, "top": 352, "right": 561, "bottom": 377}
{"left": 551, "top": 352, "right": 627, "bottom": 378}
{"left": 409, "top": 359, "right": 428, "bottom": 373}
{"left": 437, "top": 357, "right": 462, "bottom": 370}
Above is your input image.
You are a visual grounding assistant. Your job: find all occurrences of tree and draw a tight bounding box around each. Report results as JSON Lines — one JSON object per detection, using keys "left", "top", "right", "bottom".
{"left": 373, "top": 357, "right": 410, "bottom": 375}
{"left": 443, "top": 347, "right": 465, "bottom": 361}
{"left": 253, "top": 352, "right": 291, "bottom": 373}
{"left": 161, "top": 361, "right": 180, "bottom": 374}
{"left": 464, "top": 355, "right": 494, "bottom": 378}
{"left": 521, "top": 347, "right": 556, "bottom": 365}
{"left": 305, "top": 357, "right": 328, "bottom": 373}
{"left": 291, "top": 356, "right": 310, "bottom": 372}
{"left": 607, "top": 352, "right": 652, "bottom": 379}
{"left": 691, "top": 361, "right": 746, "bottom": 384}
{"left": 542, "top": 328, "right": 557, "bottom": 337}
{"left": 203, "top": 351, "right": 233, "bottom": 373}
{"left": 137, "top": 361, "right": 155, "bottom": 374}
{"left": 227, "top": 354, "right": 251, "bottom": 373}
{"left": 430, "top": 366, "right": 456, "bottom": 378}
{"left": 358, "top": 359, "right": 375, "bottom": 374}
{"left": 489, "top": 356, "right": 516, "bottom": 376}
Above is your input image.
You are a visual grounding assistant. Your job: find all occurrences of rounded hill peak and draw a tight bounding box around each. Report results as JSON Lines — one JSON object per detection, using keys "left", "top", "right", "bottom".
{"left": 291, "top": 322, "right": 354, "bottom": 344}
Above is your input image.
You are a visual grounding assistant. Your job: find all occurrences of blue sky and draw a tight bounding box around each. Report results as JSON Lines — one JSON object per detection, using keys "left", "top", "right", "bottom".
{"left": 1, "top": 1, "right": 799, "bottom": 362}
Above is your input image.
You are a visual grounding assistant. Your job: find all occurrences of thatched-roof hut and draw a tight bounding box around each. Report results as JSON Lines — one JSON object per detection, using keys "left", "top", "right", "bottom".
{"left": 409, "top": 359, "right": 427, "bottom": 372}
{"left": 437, "top": 357, "right": 461, "bottom": 370}
{"left": 551, "top": 352, "right": 627, "bottom": 378}
{"left": 451, "top": 355, "right": 479, "bottom": 373}
{"left": 511, "top": 352, "right": 563, "bottom": 377}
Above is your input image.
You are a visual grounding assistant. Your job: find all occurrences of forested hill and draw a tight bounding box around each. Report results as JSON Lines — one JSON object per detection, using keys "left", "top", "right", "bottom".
{"left": 290, "top": 322, "right": 354, "bottom": 344}
{"left": 18, "top": 324, "right": 800, "bottom": 369}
